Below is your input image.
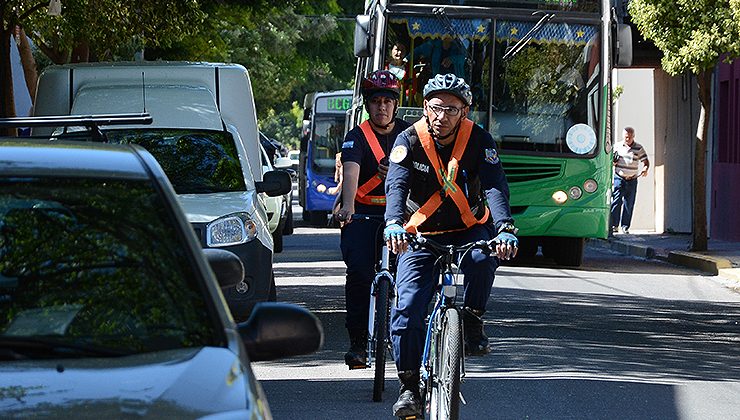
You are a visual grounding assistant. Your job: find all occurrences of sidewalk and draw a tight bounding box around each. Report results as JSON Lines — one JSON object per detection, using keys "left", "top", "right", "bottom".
{"left": 590, "top": 231, "right": 740, "bottom": 281}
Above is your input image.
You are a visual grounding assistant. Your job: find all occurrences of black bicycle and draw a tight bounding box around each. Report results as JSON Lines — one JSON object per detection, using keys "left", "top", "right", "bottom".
{"left": 406, "top": 234, "right": 495, "bottom": 420}
{"left": 346, "top": 214, "right": 396, "bottom": 402}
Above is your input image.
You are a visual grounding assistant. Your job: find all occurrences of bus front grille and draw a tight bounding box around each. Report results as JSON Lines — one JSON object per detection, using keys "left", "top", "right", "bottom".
{"left": 502, "top": 161, "right": 563, "bottom": 183}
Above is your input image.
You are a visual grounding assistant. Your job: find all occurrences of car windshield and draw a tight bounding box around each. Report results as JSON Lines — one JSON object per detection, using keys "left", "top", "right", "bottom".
{"left": 105, "top": 129, "right": 247, "bottom": 194}
{"left": 0, "top": 177, "right": 219, "bottom": 358}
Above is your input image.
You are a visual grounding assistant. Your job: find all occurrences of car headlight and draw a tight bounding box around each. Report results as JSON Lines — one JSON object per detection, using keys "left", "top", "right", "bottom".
{"left": 206, "top": 212, "right": 257, "bottom": 247}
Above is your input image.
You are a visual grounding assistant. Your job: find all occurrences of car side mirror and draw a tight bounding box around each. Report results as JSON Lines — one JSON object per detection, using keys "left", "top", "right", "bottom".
{"left": 274, "top": 156, "right": 293, "bottom": 169}
{"left": 256, "top": 170, "right": 291, "bottom": 197}
{"left": 239, "top": 302, "right": 324, "bottom": 361}
{"left": 203, "top": 248, "right": 244, "bottom": 288}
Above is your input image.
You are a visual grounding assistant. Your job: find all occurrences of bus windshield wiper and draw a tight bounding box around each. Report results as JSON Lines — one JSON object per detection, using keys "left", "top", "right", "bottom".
{"left": 432, "top": 7, "right": 475, "bottom": 69}
{"left": 502, "top": 11, "right": 556, "bottom": 61}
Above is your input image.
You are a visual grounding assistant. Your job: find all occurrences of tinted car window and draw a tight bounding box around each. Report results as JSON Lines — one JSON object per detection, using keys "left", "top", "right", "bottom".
{"left": 0, "top": 177, "right": 219, "bottom": 357}
{"left": 106, "top": 129, "right": 247, "bottom": 194}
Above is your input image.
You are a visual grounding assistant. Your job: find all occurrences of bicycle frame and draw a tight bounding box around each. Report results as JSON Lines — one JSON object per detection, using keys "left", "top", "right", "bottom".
{"left": 367, "top": 245, "right": 394, "bottom": 367}
{"left": 420, "top": 252, "right": 466, "bottom": 394}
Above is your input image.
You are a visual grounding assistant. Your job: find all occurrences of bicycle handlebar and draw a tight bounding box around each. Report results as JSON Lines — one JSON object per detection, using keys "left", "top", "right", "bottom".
{"left": 408, "top": 233, "right": 494, "bottom": 256}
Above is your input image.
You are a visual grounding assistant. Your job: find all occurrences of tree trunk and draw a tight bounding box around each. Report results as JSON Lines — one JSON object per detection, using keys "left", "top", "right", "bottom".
{"left": 17, "top": 27, "right": 38, "bottom": 102}
{"left": 691, "top": 70, "right": 711, "bottom": 251}
{"left": 1, "top": 28, "right": 18, "bottom": 136}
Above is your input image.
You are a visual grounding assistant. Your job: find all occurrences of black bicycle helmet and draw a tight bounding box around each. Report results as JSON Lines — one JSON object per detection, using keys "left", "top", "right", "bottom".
{"left": 423, "top": 73, "right": 472, "bottom": 106}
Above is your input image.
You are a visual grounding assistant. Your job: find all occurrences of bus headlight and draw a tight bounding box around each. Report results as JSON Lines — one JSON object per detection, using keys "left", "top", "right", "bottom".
{"left": 552, "top": 190, "right": 568, "bottom": 204}
{"left": 206, "top": 213, "right": 258, "bottom": 247}
{"left": 583, "top": 179, "right": 598, "bottom": 193}
{"left": 316, "top": 184, "right": 327, "bottom": 193}
{"left": 568, "top": 186, "right": 583, "bottom": 200}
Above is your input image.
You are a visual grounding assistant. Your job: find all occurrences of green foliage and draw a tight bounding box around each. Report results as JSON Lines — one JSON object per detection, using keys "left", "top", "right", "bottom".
{"left": 152, "top": 1, "right": 357, "bottom": 146}
{"left": 628, "top": 0, "right": 740, "bottom": 75}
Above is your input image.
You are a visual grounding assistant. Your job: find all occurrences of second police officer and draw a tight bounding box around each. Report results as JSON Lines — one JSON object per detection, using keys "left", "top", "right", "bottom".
{"left": 334, "top": 70, "right": 411, "bottom": 369}
{"left": 383, "top": 74, "right": 519, "bottom": 417}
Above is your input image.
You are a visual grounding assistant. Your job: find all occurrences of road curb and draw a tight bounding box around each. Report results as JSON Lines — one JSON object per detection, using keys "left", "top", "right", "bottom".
{"left": 667, "top": 251, "right": 733, "bottom": 276}
{"left": 591, "top": 238, "right": 655, "bottom": 259}
{"left": 592, "top": 238, "right": 736, "bottom": 277}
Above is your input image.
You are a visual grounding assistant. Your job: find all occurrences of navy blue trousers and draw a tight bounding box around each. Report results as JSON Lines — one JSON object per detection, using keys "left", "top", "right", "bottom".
{"left": 340, "top": 218, "right": 384, "bottom": 333}
{"left": 611, "top": 176, "right": 638, "bottom": 229}
{"left": 391, "top": 223, "right": 498, "bottom": 371}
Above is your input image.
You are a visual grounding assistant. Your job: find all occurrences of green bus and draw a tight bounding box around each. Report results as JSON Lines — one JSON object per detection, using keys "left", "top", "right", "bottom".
{"left": 351, "top": 0, "right": 632, "bottom": 265}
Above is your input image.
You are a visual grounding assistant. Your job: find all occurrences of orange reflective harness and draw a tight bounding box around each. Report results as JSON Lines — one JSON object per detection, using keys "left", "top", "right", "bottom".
{"left": 355, "top": 121, "right": 387, "bottom": 206}
{"left": 404, "top": 118, "right": 490, "bottom": 234}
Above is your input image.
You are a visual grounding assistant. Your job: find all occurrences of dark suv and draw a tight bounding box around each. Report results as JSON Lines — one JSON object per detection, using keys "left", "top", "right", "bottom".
{"left": 0, "top": 139, "right": 322, "bottom": 417}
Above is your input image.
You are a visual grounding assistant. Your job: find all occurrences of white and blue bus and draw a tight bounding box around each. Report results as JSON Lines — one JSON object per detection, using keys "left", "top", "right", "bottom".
{"left": 298, "top": 90, "right": 353, "bottom": 226}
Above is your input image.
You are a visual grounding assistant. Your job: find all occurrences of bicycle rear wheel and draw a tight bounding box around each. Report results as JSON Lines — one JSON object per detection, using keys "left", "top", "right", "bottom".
{"left": 430, "top": 308, "right": 461, "bottom": 420}
{"left": 372, "top": 276, "right": 391, "bottom": 402}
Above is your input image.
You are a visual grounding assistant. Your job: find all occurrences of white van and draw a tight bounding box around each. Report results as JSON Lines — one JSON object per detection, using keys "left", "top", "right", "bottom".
{"left": 32, "top": 62, "right": 291, "bottom": 321}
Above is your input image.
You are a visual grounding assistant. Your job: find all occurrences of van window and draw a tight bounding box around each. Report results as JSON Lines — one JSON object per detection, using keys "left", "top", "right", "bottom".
{"left": 106, "top": 129, "right": 248, "bottom": 194}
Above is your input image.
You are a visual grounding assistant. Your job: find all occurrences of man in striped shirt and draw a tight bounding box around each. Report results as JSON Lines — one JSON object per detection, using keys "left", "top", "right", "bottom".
{"left": 611, "top": 126, "right": 649, "bottom": 234}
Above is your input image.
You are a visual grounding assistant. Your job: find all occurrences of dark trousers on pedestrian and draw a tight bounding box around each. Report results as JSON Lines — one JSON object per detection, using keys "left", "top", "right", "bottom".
{"left": 340, "top": 218, "right": 383, "bottom": 333}
{"left": 391, "top": 223, "right": 498, "bottom": 372}
{"left": 611, "top": 175, "right": 638, "bottom": 230}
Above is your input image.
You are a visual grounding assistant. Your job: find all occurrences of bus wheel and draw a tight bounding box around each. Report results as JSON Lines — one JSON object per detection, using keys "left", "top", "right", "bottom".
{"left": 302, "top": 209, "right": 310, "bottom": 221}
{"left": 516, "top": 237, "right": 539, "bottom": 260}
{"left": 545, "top": 237, "right": 584, "bottom": 266}
{"left": 309, "top": 210, "right": 328, "bottom": 226}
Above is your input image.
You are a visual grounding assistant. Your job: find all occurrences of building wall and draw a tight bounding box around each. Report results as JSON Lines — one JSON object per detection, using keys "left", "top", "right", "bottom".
{"left": 613, "top": 68, "right": 694, "bottom": 233}
{"left": 713, "top": 59, "right": 740, "bottom": 241}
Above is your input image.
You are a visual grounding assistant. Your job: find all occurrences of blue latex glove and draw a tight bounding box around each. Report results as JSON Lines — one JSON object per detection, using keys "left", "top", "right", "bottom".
{"left": 383, "top": 223, "right": 407, "bottom": 242}
{"left": 494, "top": 232, "right": 518, "bottom": 247}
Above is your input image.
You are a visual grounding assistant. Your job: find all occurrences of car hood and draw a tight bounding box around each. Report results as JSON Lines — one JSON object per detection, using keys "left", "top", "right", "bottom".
{"left": 177, "top": 191, "right": 260, "bottom": 223}
{"left": 0, "top": 347, "right": 265, "bottom": 418}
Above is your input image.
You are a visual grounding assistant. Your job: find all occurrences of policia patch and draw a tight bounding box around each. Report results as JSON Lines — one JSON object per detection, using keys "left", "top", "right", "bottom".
{"left": 389, "top": 145, "right": 408, "bottom": 163}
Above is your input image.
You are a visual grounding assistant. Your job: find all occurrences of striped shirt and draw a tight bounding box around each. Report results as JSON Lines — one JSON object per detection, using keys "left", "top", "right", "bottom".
{"left": 613, "top": 140, "right": 648, "bottom": 179}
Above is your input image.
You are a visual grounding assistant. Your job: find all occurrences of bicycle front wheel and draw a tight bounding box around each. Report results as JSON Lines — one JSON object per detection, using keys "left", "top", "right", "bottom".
{"left": 372, "top": 276, "right": 391, "bottom": 402}
{"left": 430, "top": 308, "right": 461, "bottom": 420}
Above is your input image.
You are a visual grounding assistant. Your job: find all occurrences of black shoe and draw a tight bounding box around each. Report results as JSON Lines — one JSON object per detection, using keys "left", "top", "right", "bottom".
{"left": 392, "top": 371, "right": 422, "bottom": 418}
{"left": 344, "top": 331, "right": 367, "bottom": 369}
{"left": 463, "top": 307, "right": 490, "bottom": 356}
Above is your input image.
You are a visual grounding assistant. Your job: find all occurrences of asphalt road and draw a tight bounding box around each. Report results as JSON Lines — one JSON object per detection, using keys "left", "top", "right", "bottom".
{"left": 253, "top": 214, "right": 740, "bottom": 420}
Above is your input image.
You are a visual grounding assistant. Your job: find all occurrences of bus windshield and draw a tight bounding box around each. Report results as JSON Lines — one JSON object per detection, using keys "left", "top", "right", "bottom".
{"left": 492, "top": 20, "right": 600, "bottom": 156}
{"left": 386, "top": 14, "right": 600, "bottom": 157}
{"left": 310, "top": 115, "right": 344, "bottom": 175}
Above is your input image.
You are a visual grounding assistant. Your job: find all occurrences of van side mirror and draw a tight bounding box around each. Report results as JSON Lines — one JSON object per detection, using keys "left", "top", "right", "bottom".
{"left": 274, "top": 156, "right": 292, "bottom": 169}
{"left": 615, "top": 23, "right": 633, "bottom": 67}
{"left": 256, "top": 170, "right": 291, "bottom": 197}
{"left": 354, "top": 14, "right": 374, "bottom": 58}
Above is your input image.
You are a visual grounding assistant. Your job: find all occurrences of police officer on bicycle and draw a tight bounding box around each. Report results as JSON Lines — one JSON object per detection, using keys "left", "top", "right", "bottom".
{"left": 334, "top": 70, "right": 411, "bottom": 369}
{"left": 383, "top": 73, "right": 519, "bottom": 417}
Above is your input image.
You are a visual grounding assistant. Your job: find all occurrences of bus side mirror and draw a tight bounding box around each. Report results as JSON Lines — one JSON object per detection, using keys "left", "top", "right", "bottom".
{"left": 354, "top": 14, "right": 374, "bottom": 58}
{"left": 615, "top": 23, "right": 633, "bottom": 67}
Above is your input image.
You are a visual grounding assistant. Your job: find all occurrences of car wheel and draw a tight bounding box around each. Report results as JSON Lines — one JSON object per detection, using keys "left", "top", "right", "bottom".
{"left": 272, "top": 228, "right": 284, "bottom": 253}
{"left": 283, "top": 203, "right": 294, "bottom": 235}
{"left": 268, "top": 272, "right": 277, "bottom": 302}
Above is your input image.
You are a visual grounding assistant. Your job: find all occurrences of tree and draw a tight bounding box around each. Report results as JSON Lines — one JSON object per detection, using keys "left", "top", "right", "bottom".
{"left": 628, "top": 0, "right": 740, "bottom": 251}
{"left": 1, "top": 0, "right": 206, "bottom": 132}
